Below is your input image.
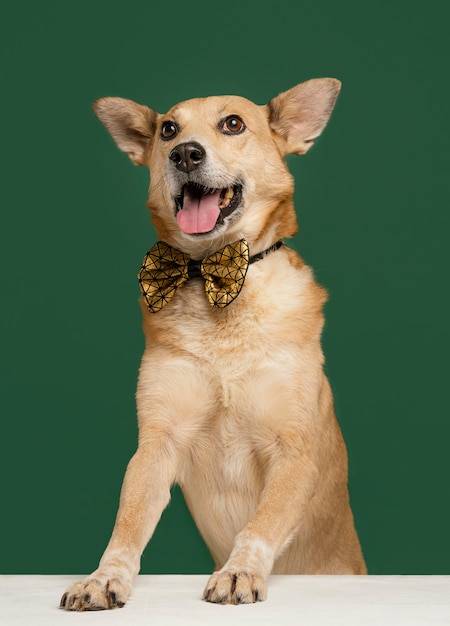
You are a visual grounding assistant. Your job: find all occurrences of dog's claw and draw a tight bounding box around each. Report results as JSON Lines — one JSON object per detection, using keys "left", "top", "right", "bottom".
{"left": 203, "top": 570, "right": 267, "bottom": 605}
{"left": 60, "top": 577, "right": 130, "bottom": 611}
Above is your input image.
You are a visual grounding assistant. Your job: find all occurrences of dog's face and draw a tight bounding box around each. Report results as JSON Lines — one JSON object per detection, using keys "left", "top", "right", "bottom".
{"left": 94, "top": 79, "right": 340, "bottom": 254}
{"left": 149, "top": 96, "right": 290, "bottom": 243}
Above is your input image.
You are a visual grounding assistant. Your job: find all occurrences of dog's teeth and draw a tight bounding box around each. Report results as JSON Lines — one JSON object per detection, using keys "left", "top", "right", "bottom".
{"left": 219, "top": 187, "right": 234, "bottom": 209}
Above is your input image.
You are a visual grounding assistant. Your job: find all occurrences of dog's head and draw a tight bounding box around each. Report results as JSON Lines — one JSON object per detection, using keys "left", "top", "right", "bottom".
{"left": 94, "top": 79, "right": 340, "bottom": 256}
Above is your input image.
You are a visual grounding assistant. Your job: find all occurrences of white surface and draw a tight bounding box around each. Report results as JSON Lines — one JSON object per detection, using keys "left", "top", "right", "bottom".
{"left": 0, "top": 575, "right": 449, "bottom": 625}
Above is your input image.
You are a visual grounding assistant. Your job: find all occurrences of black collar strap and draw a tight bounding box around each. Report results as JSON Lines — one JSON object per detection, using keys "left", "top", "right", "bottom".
{"left": 249, "top": 240, "right": 284, "bottom": 265}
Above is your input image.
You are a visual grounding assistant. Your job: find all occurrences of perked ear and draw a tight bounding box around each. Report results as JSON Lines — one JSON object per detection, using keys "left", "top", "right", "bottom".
{"left": 93, "top": 97, "right": 158, "bottom": 165}
{"left": 268, "top": 78, "right": 341, "bottom": 155}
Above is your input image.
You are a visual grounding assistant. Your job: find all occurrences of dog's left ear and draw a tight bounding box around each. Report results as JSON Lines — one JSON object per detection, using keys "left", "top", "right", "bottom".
{"left": 93, "top": 97, "right": 158, "bottom": 165}
{"left": 267, "top": 78, "right": 341, "bottom": 155}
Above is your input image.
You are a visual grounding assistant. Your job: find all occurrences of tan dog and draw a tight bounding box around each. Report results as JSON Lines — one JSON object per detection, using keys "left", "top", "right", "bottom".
{"left": 60, "top": 78, "right": 366, "bottom": 611}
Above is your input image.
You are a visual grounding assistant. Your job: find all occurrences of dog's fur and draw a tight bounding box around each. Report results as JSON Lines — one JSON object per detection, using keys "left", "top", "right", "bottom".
{"left": 60, "top": 79, "right": 366, "bottom": 611}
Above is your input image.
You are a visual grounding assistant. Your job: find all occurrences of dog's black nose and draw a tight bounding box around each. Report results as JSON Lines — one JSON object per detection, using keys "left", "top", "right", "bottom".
{"left": 169, "top": 142, "right": 205, "bottom": 173}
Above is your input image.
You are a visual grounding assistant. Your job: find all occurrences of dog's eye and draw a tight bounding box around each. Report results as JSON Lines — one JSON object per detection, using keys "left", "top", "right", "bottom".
{"left": 160, "top": 121, "right": 178, "bottom": 140}
{"left": 221, "top": 115, "right": 245, "bottom": 135}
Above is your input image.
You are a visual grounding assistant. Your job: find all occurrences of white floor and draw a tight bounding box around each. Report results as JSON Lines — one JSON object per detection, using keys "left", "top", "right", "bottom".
{"left": 1, "top": 575, "right": 449, "bottom": 625}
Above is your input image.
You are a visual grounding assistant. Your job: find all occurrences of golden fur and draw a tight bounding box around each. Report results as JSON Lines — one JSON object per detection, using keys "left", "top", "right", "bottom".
{"left": 60, "top": 79, "right": 366, "bottom": 611}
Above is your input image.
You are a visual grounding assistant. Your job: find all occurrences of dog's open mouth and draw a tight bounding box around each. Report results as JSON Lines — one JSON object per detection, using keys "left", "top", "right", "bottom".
{"left": 175, "top": 183, "right": 242, "bottom": 235}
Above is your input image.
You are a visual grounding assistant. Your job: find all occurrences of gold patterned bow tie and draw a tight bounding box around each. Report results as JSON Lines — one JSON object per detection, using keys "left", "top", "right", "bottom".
{"left": 138, "top": 239, "right": 283, "bottom": 313}
{"left": 138, "top": 240, "right": 249, "bottom": 313}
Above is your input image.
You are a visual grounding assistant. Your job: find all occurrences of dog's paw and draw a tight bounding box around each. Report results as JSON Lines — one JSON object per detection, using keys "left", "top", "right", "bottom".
{"left": 59, "top": 576, "right": 130, "bottom": 611}
{"left": 203, "top": 570, "right": 267, "bottom": 605}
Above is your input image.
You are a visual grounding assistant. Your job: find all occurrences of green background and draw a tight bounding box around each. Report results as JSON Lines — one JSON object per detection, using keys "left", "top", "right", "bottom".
{"left": 1, "top": 1, "right": 449, "bottom": 575}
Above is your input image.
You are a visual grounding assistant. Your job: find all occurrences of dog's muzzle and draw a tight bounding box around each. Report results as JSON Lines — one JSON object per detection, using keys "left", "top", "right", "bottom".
{"left": 168, "top": 141, "right": 243, "bottom": 236}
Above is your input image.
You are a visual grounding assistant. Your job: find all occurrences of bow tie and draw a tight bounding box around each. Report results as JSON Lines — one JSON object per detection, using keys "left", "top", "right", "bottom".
{"left": 138, "top": 239, "right": 282, "bottom": 313}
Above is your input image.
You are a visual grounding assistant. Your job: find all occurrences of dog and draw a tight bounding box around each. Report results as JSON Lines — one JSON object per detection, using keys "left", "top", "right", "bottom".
{"left": 60, "top": 78, "right": 366, "bottom": 611}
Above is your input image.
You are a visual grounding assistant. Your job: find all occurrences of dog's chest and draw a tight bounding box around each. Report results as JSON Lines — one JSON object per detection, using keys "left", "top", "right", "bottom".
{"left": 180, "top": 410, "right": 264, "bottom": 548}
{"left": 167, "top": 254, "right": 309, "bottom": 360}
{"left": 145, "top": 254, "right": 319, "bottom": 418}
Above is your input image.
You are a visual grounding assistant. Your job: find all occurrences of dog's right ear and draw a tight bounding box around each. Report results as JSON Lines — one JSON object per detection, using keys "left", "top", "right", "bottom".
{"left": 93, "top": 97, "right": 158, "bottom": 166}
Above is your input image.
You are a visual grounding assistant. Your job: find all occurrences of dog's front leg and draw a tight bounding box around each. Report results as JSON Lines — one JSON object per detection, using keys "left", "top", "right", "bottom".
{"left": 203, "top": 446, "right": 318, "bottom": 604}
{"left": 60, "top": 437, "right": 177, "bottom": 610}
{"left": 60, "top": 351, "right": 214, "bottom": 611}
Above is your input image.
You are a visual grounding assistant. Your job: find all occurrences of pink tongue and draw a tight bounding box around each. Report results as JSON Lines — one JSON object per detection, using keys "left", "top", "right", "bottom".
{"left": 177, "top": 189, "right": 221, "bottom": 234}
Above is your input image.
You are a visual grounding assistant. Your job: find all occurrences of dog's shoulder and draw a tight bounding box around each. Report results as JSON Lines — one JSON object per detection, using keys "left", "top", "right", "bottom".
{"left": 247, "top": 245, "right": 327, "bottom": 316}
